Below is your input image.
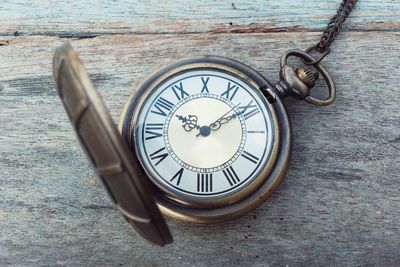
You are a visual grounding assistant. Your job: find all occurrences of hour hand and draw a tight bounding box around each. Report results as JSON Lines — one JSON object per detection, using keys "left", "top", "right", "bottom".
{"left": 176, "top": 115, "right": 200, "bottom": 132}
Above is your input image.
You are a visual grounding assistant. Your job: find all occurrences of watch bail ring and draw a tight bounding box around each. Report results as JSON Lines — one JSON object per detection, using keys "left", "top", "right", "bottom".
{"left": 280, "top": 49, "right": 336, "bottom": 106}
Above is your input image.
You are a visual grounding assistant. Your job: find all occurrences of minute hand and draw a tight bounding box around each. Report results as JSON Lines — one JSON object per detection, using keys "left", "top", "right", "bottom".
{"left": 209, "top": 103, "right": 240, "bottom": 132}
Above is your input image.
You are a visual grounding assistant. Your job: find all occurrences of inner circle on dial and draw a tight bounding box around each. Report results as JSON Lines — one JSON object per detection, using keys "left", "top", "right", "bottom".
{"left": 165, "top": 94, "right": 245, "bottom": 170}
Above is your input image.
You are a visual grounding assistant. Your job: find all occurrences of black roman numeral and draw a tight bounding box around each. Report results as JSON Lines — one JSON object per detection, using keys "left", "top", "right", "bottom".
{"left": 170, "top": 168, "right": 184, "bottom": 186}
{"left": 241, "top": 150, "right": 259, "bottom": 164}
{"left": 172, "top": 82, "right": 189, "bottom": 100}
{"left": 238, "top": 100, "right": 260, "bottom": 120}
{"left": 197, "top": 173, "right": 213, "bottom": 192}
{"left": 201, "top": 77, "right": 210, "bottom": 93}
{"left": 149, "top": 147, "right": 168, "bottom": 166}
{"left": 151, "top": 97, "right": 174, "bottom": 117}
{"left": 145, "top": 123, "right": 163, "bottom": 140}
{"left": 223, "top": 166, "right": 240, "bottom": 186}
{"left": 247, "top": 130, "right": 266, "bottom": 134}
{"left": 221, "top": 82, "right": 239, "bottom": 101}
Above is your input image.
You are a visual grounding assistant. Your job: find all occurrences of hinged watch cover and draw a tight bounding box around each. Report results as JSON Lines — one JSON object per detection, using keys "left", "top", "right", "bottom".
{"left": 53, "top": 43, "right": 172, "bottom": 246}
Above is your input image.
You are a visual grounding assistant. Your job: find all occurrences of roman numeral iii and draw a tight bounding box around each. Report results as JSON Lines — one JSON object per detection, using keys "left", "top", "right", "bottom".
{"left": 197, "top": 173, "right": 213, "bottom": 192}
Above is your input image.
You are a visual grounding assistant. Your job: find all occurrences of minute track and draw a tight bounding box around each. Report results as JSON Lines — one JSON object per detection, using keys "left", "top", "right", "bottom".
{"left": 162, "top": 93, "right": 247, "bottom": 174}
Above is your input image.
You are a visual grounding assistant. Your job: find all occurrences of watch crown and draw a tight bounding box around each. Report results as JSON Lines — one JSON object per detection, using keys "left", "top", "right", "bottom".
{"left": 295, "top": 66, "right": 319, "bottom": 88}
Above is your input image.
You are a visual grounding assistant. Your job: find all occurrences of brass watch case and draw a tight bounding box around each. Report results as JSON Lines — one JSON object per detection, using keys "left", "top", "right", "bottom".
{"left": 120, "top": 57, "right": 292, "bottom": 223}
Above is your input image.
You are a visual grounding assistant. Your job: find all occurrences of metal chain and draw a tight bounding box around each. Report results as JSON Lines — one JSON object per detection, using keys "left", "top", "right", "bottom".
{"left": 281, "top": 1, "right": 358, "bottom": 105}
{"left": 313, "top": 0, "right": 358, "bottom": 53}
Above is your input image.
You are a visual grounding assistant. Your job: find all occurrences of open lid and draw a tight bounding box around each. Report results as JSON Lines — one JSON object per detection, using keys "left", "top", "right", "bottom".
{"left": 53, "top": 43, "right": 172, "bottom": 246}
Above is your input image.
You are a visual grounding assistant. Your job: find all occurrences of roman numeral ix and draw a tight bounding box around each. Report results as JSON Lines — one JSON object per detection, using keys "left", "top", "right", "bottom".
{"left": 172, "top": 82, "right": 189, "bottom": 100}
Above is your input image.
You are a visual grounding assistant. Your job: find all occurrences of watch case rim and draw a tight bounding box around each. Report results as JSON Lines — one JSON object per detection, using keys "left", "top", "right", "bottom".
{"left": 119, "top": 55, "right": 292, "bottom": 223}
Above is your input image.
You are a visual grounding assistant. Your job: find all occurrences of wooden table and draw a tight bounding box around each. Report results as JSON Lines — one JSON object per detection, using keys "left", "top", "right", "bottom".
{"left": 1, "top": 1, "right": 399, "bottom": 265}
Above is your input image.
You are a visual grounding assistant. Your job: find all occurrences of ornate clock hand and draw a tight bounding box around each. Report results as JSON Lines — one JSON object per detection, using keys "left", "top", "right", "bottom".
{"left": 210, "top": 113, "right": 238, "bottom": 132}
{"left": 209, "top": 103, "right": 240, "bottom": 132}
{"left": 176, "top": 114, "right": 201, "bottom": 132}
{"left": 196, "top": 103, "right": 240, "bottom": 137}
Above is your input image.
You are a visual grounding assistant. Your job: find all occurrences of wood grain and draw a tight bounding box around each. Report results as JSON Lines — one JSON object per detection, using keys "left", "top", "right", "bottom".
{"left": 1, "top": 0, "right": 400, "bottom": 36}
{"left": 0, "top": 1, "right": 399, "bottom": 266}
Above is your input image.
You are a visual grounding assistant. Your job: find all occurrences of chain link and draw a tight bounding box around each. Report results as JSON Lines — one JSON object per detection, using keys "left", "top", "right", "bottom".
{"left": 313, "top": 0, "right": 358, "bottom": 54}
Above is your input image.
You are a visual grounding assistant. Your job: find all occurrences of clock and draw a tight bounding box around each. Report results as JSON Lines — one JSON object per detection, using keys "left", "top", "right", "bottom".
{"left": 53, "top": 44, "right": 333, "bottom": 246}
{"left": 119, "top": 57, "right": 292, "bottom": 222}
{"left": 126, "top": 66, "right": 280, "bottom": 202}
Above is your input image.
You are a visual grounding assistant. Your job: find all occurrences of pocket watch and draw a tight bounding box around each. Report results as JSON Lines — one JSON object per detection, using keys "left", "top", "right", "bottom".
{"left": 52, "top": 1, "right": 357, "bottom": 246}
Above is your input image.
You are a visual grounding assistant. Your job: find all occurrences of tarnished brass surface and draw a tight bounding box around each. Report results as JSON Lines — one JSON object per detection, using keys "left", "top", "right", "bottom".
{"left": 296, "top": 66, "right": 319, "bottom": 88}
{"left": 279, "top": 49, "right": 336, "bottom": 106}
{"left": 53, "top": 43, "right": 172, "bottom": 246}
{"left": 120, "top": 57, "right": 292, "bottom": 223}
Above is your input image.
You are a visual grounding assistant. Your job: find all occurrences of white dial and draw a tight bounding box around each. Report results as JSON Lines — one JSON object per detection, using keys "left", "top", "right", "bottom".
{"left": 135, "top": 69, "right": 275, "bottom": 200}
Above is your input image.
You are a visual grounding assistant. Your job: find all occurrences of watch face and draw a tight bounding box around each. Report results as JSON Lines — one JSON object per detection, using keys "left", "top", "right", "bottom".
{"left": 132, "top": 61, "right": 279, "bottom": 206}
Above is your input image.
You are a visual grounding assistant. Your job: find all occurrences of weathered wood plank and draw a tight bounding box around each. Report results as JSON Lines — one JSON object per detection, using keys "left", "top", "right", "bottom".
{"left": 0, "top": 30, "right": 399, "bottom": 266}
{"left": 0, "top": 0, "right": 399, "bottom": 36}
